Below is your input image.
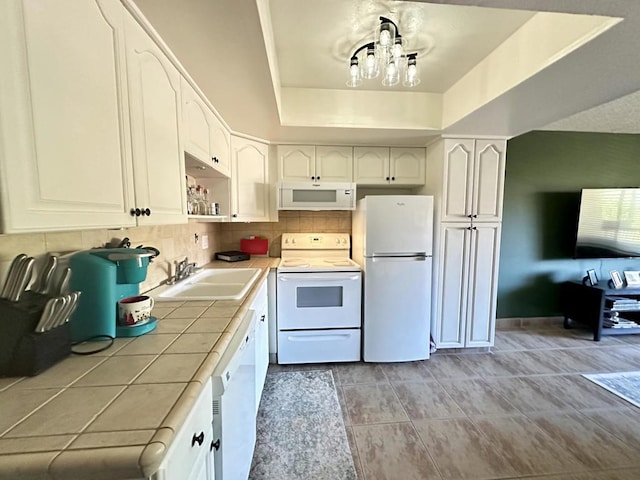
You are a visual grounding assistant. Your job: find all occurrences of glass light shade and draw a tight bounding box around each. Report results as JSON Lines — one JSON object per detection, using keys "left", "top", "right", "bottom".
{"left": 403, "top": 56, "right": 420, "bottom": 87}
{"left": 346, "top": 61, "right": 362, "bottom": 87}
{"left": 391, "top": 38, "right": 404, "bottom": 61}
{"left": 361, "top": 47, "right": 379, "bottom": 79}
{"left": 376, "top": 20, "right": 396, "bottom": 52}
{"left": 381, "top": 59, "right": 400, "bottom": 86}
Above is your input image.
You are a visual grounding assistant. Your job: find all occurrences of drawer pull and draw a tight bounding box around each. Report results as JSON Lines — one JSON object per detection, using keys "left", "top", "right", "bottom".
{"left": 211, "top": 439, "right": 221, "bottom": 451}
{"left": 191, "top": 431, "right": 204, "bottom": 447}
{"left": 260, "top": 314, "right": 266, "bottom": 322}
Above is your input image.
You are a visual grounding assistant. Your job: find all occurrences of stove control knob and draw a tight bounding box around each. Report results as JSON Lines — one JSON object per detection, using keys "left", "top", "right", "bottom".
{"left": 291, "top": 238, "right": 296, "bottom": 244}
{"left": 342, "top": 238, "right": 347, "bottom": 244}
{"left": 335, "top": 238, "right": 340, "bottom": 244}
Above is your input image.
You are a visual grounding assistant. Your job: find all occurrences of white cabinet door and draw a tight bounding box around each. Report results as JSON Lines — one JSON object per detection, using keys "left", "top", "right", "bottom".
{"left": 353, "top": 147, "right": 390, "bottom": 185}
{"left": 210, "top": 113, "right": 230, "bottom": 178}
{"left": 465, "top": 223, "right": 501, "bottom": 347}
{"left": 124, "top": 12, "right": 186, "bottom": 225}
{"left": 433, "top": 224, "right": 469, "bottom": 348}
{"left": 441, "top": 139, "right": 474, "bottom": 223}
{"left": 473, "top": 140, "right": 506, "bottom": 223}
{"left": 441, "top": 139, "right": 505, "bottom": 223}
{"left": 278, "top": 145, "right": 315, "bottom": 182}
{"left": 182, "top": 77, "right": 212, "bottom": 164}
{"left": 0, "top": 0, "right": 136, "bottom": 233}
{"left": 252, "top": 279, "right": 269, "bottom": 413}
{"left": 390, "top": 147, "right": 425, "bottom": 185}
{"left": 315, "top": 146, "right": 353, "bottom": 182}
{"left": 160, "top": 380, "right": 213, "bottom": 480}
{"left": 231, "top": 136, "right": 270, "bottom": 222}
{"left": 433, "top": 222, "right": 501, "bottom": 348}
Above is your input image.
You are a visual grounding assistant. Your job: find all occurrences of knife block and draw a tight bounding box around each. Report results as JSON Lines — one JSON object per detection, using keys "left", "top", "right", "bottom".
{"left": 0, "top": 294, "right": 71, "bottom": 377}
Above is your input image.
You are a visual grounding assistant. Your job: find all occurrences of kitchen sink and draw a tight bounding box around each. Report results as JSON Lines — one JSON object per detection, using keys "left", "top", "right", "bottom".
{"left": 151, "top": 268, "right": 261, "bottom": 301}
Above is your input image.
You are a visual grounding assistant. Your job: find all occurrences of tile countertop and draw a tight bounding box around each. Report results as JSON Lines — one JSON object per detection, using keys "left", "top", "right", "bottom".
{"left": 0, "top": 257, "right": 279, "bottom": 480}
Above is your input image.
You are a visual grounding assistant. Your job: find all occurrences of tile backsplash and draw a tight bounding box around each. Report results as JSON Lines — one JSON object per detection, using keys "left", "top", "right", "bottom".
{"left": 0, "top": 222, "right": 220, "bottom": 294}
{"left": 217, "top": 211, "right": 352, "bottom": 257}
{"left": 0, "top": 210, "right": 352, "bottom": 293}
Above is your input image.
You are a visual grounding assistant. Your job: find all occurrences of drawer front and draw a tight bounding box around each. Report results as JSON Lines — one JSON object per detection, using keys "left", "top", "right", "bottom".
{"left": 277, "top": 329, "right": 360, "bottom": 364}
{"left": 163, "top": 379, "right": 213, "bottom": 479}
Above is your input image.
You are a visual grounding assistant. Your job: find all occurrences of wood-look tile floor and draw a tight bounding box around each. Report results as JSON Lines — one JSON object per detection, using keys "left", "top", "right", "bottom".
{"left": 268, "top": 326, "right": 640, "bottom": 479}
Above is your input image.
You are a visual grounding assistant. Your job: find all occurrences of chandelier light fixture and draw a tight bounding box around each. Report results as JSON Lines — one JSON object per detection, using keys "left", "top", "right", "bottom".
{"left": 347, "top": 16, "right": 420, "bottom": 88}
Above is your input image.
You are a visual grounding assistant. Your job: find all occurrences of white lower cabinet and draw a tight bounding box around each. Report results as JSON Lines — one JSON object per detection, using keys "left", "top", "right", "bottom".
{"left": 252, "top": 279, "right": 269, "bottom": 413}
{"left": 433, "top": 223, "right": 502, "bottom": 348}
{"left": 157, "top": 378, "right": 213, "bottom": 480}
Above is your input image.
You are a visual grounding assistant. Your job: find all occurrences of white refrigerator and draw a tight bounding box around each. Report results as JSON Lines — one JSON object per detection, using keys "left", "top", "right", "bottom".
{"left": 352, "top": 195, "right": 433, "bottom": 362}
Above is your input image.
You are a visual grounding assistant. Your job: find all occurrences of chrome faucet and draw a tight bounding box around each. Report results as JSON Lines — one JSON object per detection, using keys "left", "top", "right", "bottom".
{"left": 170, "top": 257, "right": 197, "bottom": 284}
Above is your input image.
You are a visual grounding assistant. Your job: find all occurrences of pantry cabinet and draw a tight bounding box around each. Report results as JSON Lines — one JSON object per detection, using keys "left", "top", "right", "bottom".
{"left": 440, "top": 139, "right": 505, "bottom": 223}
{"left": 277, "top": 145, "right": 352, "bottom": 182}
{"left": 124, "top": 11, "right": 186, "bottom": 225}
{"left": 182, "top": 77, "right": 230, "bottom": 178}
{"left": 424, "top": 137, "right": 507, "bottom": 349}
{"left": 433, "top": 223, "right": 502, "bottom": 348}
{"left": 353, "top": 147, "right": 425, "bottom": 185}
{"left": 0, "top": 0, "right": 137, "bottom": 233}
{"left": 230, "top": 136, "right": 272, "bottom": 222}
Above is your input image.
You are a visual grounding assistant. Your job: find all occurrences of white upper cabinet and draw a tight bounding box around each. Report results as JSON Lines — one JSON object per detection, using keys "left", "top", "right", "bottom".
{"left": 277, "top": 145, "right": 352, "bottom": 183}
{"left": 316, "top": 146, "right": 353, "bottom": 183}
{"left": 0, "top": 0, "right": 137, "bottom": 233}
{"left": 390, "top": 148, "right": 426, "bottom": 185}
{"left": 182, "top": 77, "right": 230, "bottom": 178}
{"left": 441, "top": 139, "right": 506, "bottom": 223}
{"left": 354, "top": 147, "right": 425, "bottom": 186}
{"left": 124, "top": 12, "right": 186, "bottom": 225}
{"left": 231, "top": 136, "right": 271, "bottom": 222}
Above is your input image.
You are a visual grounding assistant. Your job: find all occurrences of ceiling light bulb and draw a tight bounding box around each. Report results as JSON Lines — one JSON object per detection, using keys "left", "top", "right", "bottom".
{"left": 361, "top": 48, "right": 379, "bottom": 79}
{"left": 379, "top": 28, "right": 391, "bottom": 47}
{"left": 382, "top": 59, "right": 399, "bottom": 86}
{"left": 347, "top": 58, "right": 362, "bottom": 87}
{"left": 403, "top": 55, "right": 420, "bottom": 87}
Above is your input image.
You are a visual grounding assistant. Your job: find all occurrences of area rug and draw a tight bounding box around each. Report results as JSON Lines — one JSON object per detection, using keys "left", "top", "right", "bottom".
{"left": 583, "top": 371, "right": 640, "bottom": 408}
{"left": 250, "top": 370, "right": 357, "bottom": 480}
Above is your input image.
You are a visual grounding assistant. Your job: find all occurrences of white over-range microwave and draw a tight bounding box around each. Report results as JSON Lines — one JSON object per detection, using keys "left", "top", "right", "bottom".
{"left": 277, "top": 182, "right": 357, "bottom": 210}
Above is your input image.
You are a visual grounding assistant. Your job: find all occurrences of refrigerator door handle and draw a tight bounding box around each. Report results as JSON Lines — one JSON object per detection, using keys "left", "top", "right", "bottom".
{"left": 371, "top": 255, "right": 430, "bottom": 262}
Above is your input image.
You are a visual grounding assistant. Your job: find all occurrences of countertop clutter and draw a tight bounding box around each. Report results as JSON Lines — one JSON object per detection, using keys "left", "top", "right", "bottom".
{"left": 0, "top": 257, "right": 278, "bottom": 480}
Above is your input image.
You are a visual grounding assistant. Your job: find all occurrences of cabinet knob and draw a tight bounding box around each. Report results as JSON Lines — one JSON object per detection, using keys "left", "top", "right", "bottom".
{"left": 191, "top": 432, "right": 204, "bottom": 447}
{"left": 386, "top": 177, "right": 390, "bottom": 181}
{"left": 212, "top": 156, "right": 219, "bottom": 163}
{"left": 130, "top": 208, "right": 141, "bottom": 217}
{"left": 316, "top": 176, "right": 320, "bottom": 180}
{"left": 473, "top": 214, "right": 478, "bottom": 218}
{"left": 211, "top": 439, "right": 221, "bottom": 451}
{"left": 260, "top": 314, "right": 266, "bottom": 322}
{"left": 311, "top": 176, "right": 315, "bottom": 180}
{"left": 391, "top": 176, "right": 395, "bottom": 181}
{"left": 232, "top": 213, "right": 238, "bottom": 218}
{"left": 467, "top": 214, "right": 473, "bottom": 218}
{"left": 472, "top": 226, "right": 477, "bottom": 230}
{"left": 141, "top": 208, "right": 151, "bottom": 216}
{"left": 467, "top": 226, "right": 472, "bottom": 230}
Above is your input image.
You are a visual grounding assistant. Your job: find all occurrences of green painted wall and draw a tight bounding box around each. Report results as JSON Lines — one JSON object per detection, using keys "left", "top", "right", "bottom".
{"left": 497, "top": 131, "right": 640, "bottom": 318}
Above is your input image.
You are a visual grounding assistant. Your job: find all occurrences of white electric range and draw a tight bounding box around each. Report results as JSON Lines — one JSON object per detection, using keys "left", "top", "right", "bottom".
{"left": 276, "top": 233, "right": 362, "bottom": 364}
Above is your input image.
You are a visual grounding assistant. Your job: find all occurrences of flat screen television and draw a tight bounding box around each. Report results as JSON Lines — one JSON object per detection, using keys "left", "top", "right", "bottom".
{"left": 575, "top": 188, "right": 640, "bottom": 258}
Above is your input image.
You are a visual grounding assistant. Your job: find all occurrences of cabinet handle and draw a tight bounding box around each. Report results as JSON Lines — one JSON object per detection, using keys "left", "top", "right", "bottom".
{"left": 211, "top": 439, "right": 221, "bottom": 451}
{"left": 260, "top": 314, "right": 266, "bottom": 322}
{"left": 191, "top": 432, "right": 205, "bottom": 447}
{"left": 130, "top": 208, "right": 141, "bottom": 217}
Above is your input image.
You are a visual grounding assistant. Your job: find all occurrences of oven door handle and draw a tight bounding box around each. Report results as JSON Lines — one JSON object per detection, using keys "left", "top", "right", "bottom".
{"left": 277, "top": 274, "right": 360, "bottom": 282}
